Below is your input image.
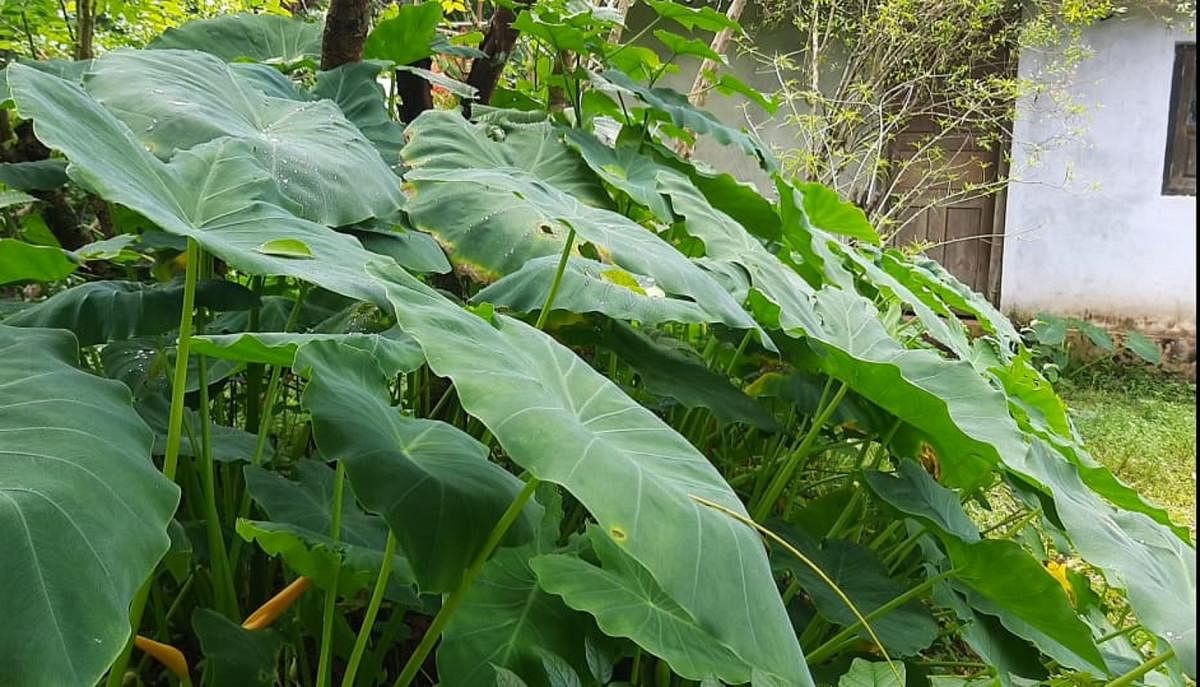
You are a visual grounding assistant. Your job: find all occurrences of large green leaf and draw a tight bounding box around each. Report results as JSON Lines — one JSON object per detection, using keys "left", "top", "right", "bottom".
{"left": 85, "top": 49, "right": 404, "bottom": 227}
{"left": 311, "top": 61, "right": 407, "bottom": 169}
{"left": 770, "top": 522, "right": 938, "bottom": 658}
{"left": 657, "top": 168, "right": 825, "bottom": 336}
{"left": 792, "top": 182, "right": 880, "bottom": 245}
{"left": 238, "top": 461, "right": 417, "bottom": 597}
{"left": 806, "top": 288, "right": 1027, "bottom": 490}
{"left": 0, "top": 324, "right": 178, "bottom": 687}
{"left": 5, "top": 279, "right": 258, "bottom": 346}
{"left": 600, "top": 322, "right": 778, "bottom": 430}
{"left": 0, "top": 159, "right": 70, "bottom": 191}
{"left": 404, "top": 166, "right": 758, "bottom": 334}
{"left": 363, "top": 2, "right": 443, "bottom": 67}
{"left": 191, "top": 329, "right": 423, "bottom": 372}
{"left": 371, "top": 264, "right": 812, "bottom": 686}
{"left": 439, "top": 489, "right": 600, "bottom": 687}
{"left": 192, "top": 608, "right": 283, "bottom": 687}
{"left": 1022, "top": 442, "right": 1196, "bottom": 676}
{"left": 863, "top": 460, "right": 980, "bottom": 542}
{"left": 533, "top": 527, "right": 750, "bottom": 683}
{"left": 7, "top": 64, "right": 393, "bottom": 306}
{"left": 149, "top": 14, "right": 323, "bottom": 65}
{"left": 0, "top": 238, "right": 75, "bottom": 284}
{"left": 403, "top": 109, "right": 610, "bottom": 208}
{"left": 474, "top": 255, "right": 720, "bottom": 326}
{"left": 944, "top": 537, "right": 1106, "bottom": 673}
{"left": 295, "top": 339, "right": 537, "bottom": 592}
{"left": 598, "top": 70, "right": 775, "bottom": 171}
{"left": 563, "top": 129, "right": 672, "bottom": 221}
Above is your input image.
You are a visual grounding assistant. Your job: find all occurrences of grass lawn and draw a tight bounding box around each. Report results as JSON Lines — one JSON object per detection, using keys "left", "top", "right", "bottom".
{"left": 1058, "top": 362, "right": 1197, "bottom": 537}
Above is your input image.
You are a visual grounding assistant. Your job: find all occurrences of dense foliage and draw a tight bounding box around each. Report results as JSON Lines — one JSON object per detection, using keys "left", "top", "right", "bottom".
{"left": 0, "top": 5, "right": 1194, "bottom": 687}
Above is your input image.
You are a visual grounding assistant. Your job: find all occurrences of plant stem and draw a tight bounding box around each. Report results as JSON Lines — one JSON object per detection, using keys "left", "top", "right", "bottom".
{"left": 106, "top": 238, "right": 202, "bottom": 687}
{"left": 534, "top": 226, "right": 576, "bottom": 329}
{"left": 316, "top": 461, "right": 347, "bottom": 687}
{"left": 1103, "top": 648, "right": 1175, "bottom": 687}
{"left": 394, "top": 478, "right": 539, "bottom": 687}
{"left": 163, "top": 239, "right": 202, "bottom": 482}
{"left": 342, "top": 532, "right": 399, "bottom": 687}
{"left": 1097, "top": 624, "right": 1141, "bottom": 644}
{"left": 752, "top": 382, "right": 848, "bottom": 521}
{"left": 806, "top": 567, "right": 959, "bottom": 664}
{"left": 198, "top": 353, "right": 239, "bottom": 619}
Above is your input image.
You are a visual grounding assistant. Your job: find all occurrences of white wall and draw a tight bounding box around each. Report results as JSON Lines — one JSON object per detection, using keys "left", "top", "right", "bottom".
{"left": 1001, "top": 13, "right": 1196, "bottom": 325}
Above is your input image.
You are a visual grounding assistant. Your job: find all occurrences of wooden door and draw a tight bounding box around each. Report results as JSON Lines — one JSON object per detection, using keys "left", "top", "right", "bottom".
{"left": 887, "top": 117, "right": 1006, "bottom": 302}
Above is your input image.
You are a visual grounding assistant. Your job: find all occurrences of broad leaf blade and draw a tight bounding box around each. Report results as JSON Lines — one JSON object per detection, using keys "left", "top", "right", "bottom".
{"left": 372, "top": 264, "right": 813, "bottom": 686}
{"left": 296, "top": 339, "right": 536, "bottom": 592}
{"left": 533, "top": 527, "right": 750, "bottom": 683}
{"left": 0, "top": 324, "right": 178, "bottom": 687}
{"left": 149, "top": 14, "right": 323, "bottom": 65}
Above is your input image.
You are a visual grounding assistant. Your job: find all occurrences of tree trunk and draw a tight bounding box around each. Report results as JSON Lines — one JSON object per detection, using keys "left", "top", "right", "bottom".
{"left": 673, "top": 0, "right": 748, "bottom": 158}
{"left": 463, "top": 3, "right": 529, "bottom": 115}
{"left": 321, "top": 0, "right": 372, "bottom": 71}
{"left": 74, "top": 0, "right": 94, "bottom": 60}
{"left": 396, "top": 60, "right": 435, "bottom": 123}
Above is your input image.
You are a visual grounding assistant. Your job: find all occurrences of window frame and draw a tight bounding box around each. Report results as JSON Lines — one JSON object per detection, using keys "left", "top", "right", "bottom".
{"left": 1162, "top": 42, "right": 1196, "bottom": 196}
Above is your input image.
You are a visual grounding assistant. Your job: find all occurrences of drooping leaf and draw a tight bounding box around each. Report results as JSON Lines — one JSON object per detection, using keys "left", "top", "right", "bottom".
{"left": 653, "top": 30, "right": 726, "bottom": 63}
{"left": 439, "top": 488, "right": 600, "bottom": 687}
{"left": 864, "top": 460, "right": 981, "bottom": 542}
{"left": 85, "top": 49, "right": 404, "bottom": 227}
{"left": 0, "top": 325, "right": 178, "bottom": 687}
{"left": 239, "top": 461, "right": 417, "bottom": 597}
{"left": 192, "top": 608, "right": 283, "bottom": 687}
{"left": 474, "top": 256, "right": 720, "bottom": 326}
{"left": 944, "top": 537, "right": 1107, "bottom": 673}
{"left": 1022, "top": 442, "right": 1196, "bottom": 676}
{"left": 533, "top": 527, "right": 750, "bottom": 683}
{"left": 7, "top": 64, "right": 394, "bottom": 306}
{"left": 0, "top": 159, "right": 70, "bottom": 191}
{"left": 806, "top": 288, "right": 1028, "bottom": 490}
{"left": 371, "top": 264, "right": 813, "bottom": 686}
{"left": 597, "top": 70, "right": 774, "bottom": 171}
{"left": 296, "top": 339, "right": 537, "bottom": 592}
{"left": 0, "top": 238, "right": 75, "bottom": 284}
{"left": 149, "top": 14, "right": 323, "bottom": 65}
{"left": 5, "top": 279, "right": 258, "bottom": 346}
{"left": 887, "top": 255, "right": 1022, "bottom": 351}
{"left": 600, "top": 322, "right": 779, "bottom": 430}
{"left": 404, "top": 166, "right": 759, "bottom": 334}
{"left": 363, "top": 2, "right": 443, "bottom": 67}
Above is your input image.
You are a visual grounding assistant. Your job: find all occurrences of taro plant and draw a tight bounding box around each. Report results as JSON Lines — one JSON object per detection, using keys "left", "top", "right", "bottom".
{"left": 0, "top": 5, "right": 1194, "bottom": 687}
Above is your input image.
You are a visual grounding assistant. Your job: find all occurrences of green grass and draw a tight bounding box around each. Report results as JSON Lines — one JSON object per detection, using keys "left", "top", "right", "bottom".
{"left": 1058, "top": 362, "right": 1197, "bottom": 537}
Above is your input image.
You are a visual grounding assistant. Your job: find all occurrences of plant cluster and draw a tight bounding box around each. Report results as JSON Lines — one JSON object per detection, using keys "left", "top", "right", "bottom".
{"left": 0, "top": 4, "right": 1194, "bottom": 687}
